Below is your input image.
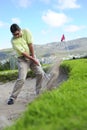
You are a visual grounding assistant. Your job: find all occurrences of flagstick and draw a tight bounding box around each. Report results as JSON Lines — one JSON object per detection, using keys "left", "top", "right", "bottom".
{"left": 61, "top": 34, "right": 71, "bottom": 59}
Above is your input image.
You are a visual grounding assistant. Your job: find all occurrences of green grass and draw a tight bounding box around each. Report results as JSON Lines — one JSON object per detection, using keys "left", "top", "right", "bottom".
{"left": 0, "top": 64, "right": 50, "bottom": 82}
{"left": 4, "top": 59, "right": 87, "bottom": 130}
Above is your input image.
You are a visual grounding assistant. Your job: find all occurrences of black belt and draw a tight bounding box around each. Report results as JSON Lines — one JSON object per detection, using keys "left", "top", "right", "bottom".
{"left": 18, "top": 56, "right": 25, "bottom": 59}
{"left": 18, "top": 56, "right": 29, "bottom": 61}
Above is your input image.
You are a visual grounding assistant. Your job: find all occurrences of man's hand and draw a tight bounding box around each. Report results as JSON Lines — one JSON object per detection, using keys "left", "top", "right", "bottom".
{"left": 30, "top": 56, "right": 40, "bottom": 66}
{"left": 22, "top": 52, "right": 40, "bottom": 66}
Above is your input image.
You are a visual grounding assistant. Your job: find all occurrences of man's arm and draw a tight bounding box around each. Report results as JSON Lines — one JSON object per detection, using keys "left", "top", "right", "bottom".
{"left": 22, "top": 52, "right": 39, "bottom": 66}
{"left": 28, "top": 43, "right": 35, "bottom": 58}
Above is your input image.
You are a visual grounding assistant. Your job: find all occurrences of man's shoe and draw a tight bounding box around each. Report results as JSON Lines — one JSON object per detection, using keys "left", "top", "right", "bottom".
{"left": 7, "top": 98, "right": 14, "bottom": 105}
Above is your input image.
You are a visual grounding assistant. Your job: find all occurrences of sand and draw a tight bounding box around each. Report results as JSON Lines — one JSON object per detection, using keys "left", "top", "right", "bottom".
{"left": 0, "top": 59, "right": 68, "bottom": 129}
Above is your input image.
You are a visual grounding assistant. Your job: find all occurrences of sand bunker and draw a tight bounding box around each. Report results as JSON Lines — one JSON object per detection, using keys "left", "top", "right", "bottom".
{"left": 0, "top": 59, "right": 68, "bottom": 129}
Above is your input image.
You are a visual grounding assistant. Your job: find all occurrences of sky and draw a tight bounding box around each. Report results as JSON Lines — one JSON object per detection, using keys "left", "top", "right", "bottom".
{"left": 0, "top": 0, "right": 87, "bottom": 49}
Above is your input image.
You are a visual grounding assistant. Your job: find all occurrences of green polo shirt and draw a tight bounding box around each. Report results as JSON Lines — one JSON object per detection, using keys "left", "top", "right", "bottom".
{"left": 11, "top": 29, "right": 33, "bottom": 57}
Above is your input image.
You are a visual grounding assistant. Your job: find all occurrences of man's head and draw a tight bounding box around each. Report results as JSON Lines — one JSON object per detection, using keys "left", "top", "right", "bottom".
{"left": 10, "top": 24, "right": 22, "bottom": 38}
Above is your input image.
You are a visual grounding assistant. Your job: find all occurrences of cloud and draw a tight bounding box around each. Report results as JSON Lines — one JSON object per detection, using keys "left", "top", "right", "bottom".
{"left": 41, "top": 30, "right": 48, "bottom": 34}
{"left": 0, "top": 21, "right": 9, "bottom": 28}
{"left": 64, "top": 25, "right": 86, "bottom": 32}
{"left": 42, "top": 10, "right": 70, "bottom": 27}
{"left": 12, "top": 0, "right": 31, "bottom": 8}
{"left": 56, "top": 0, "right": 80, "bottom": 10}
{"left": 19, "top": 0, "right": 31, "bottom": 8}
{"left": 0, "top": 21, "right": 5, "bottom": 27}
{"left": 40, "top": 0, "right": 50, "bottom": 4}
{"left": 41, "top": 29, "right": 51, "bottom": 34}
{"left": 11, "top": 18, "right": 21, "bottom": 24}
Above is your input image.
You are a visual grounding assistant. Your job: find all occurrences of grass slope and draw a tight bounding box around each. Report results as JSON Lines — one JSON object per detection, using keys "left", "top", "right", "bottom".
{"left": 4, "top": 59, "right": 87, "bottom": 130}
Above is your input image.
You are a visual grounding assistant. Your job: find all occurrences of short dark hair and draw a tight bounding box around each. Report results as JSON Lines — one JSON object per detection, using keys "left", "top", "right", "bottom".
{"left": 10, "top": 23, "right": 21, "bottom": 33}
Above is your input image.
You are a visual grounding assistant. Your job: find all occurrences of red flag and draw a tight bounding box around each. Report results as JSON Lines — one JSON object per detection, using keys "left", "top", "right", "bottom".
{"left": 61, "top": 34, "right": 65, "bottom": 42}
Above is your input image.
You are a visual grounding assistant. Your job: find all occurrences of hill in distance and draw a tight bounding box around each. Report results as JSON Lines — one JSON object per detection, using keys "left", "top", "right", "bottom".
{"left": 0, "top": 37, "right": 87, "bottom": 59}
